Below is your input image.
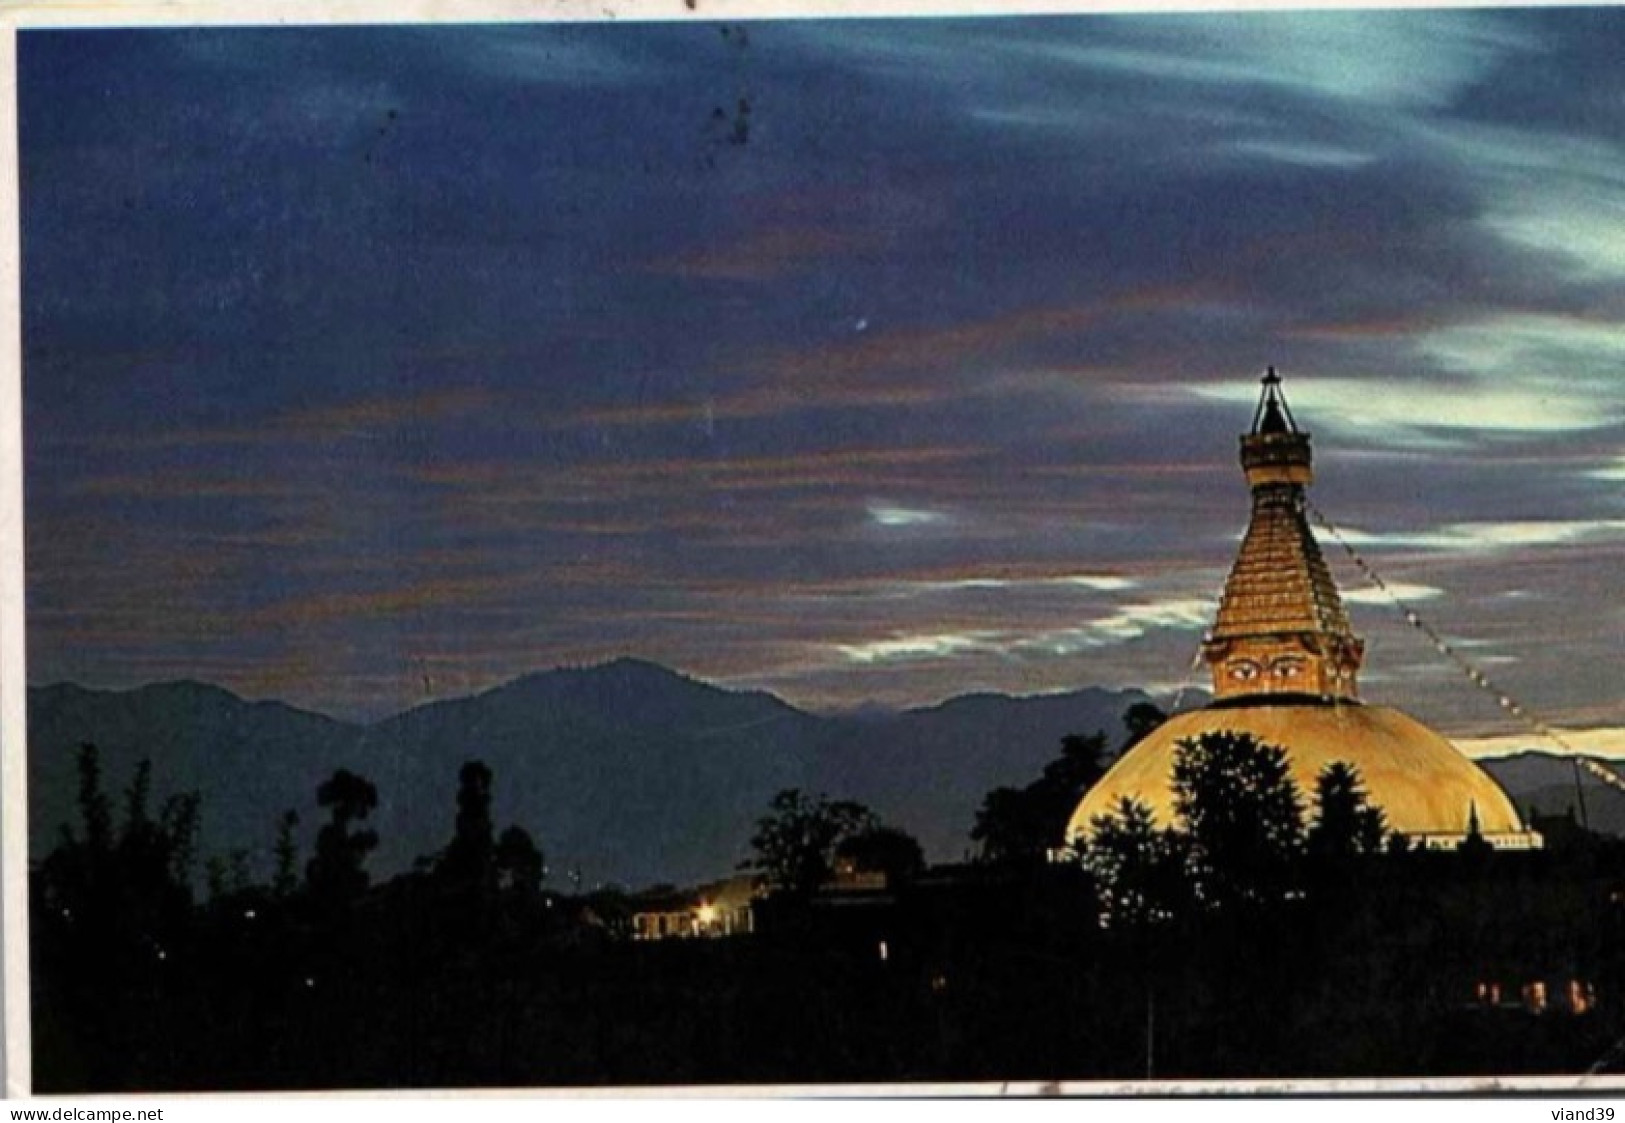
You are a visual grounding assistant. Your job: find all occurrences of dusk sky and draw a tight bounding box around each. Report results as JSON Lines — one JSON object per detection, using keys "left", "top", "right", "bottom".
{"left": 20, "top": 10, "right": 1625, "bottom": 736}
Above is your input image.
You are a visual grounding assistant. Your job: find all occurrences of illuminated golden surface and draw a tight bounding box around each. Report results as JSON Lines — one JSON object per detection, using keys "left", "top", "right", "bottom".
{"left": 1068, "top": 375, "right": 1538, "bottom": 850}
{"left": 1202, "top": 411, "right": 1364, "bottom": 703}
{"left": 1066, "top": 701, "right": 1529, "bottom": 844}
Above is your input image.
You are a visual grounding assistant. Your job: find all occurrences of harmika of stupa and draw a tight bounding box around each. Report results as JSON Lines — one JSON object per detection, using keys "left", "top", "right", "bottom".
{"left": 1067, "top": 370, "right": 1541, "bottom": 850}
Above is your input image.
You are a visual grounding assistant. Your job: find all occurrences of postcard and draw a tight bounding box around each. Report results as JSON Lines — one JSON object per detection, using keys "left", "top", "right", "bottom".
{"left": 7, "top": 0, "right": 1625, "bottom": 1098}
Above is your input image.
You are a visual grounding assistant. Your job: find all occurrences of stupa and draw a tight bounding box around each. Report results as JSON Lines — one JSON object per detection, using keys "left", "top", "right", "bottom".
{"left": 1066, "top": 370, "right": 1540, "bottom": 850}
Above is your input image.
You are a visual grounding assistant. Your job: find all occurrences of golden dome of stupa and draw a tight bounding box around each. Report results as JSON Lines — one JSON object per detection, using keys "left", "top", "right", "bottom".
{"left": 1066, "top": 370, "right": 1539, "bottom": 850}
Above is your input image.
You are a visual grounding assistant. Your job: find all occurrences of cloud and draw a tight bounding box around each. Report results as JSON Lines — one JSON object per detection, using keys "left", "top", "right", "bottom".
{"left": 774, "top": 572, "right": 1142, "bottom": 603}
{"left": 903, "top": 574, "right": 1138, "bottom": 594}
{"left": 1188, "top": 376, "right": 1615, "bottom": 444}
{"left": 1092, "top": 12, "right": 1526, "bottom": 113}
{"left": 1227, "top": 139, "right": 1373, "bottom": 170}
{"left": 836, "top": 631, "right": 1001, "bottom": 665}
{"left": 69, "top": 470, "right": 308, "bottom": 501}
{"left": 247, "top": 573, "right": 542, "bottom": 630}
{"left": 281, "top": 388, "right": 499, "bottom": 439}
{"left": 833, "top": 595, "right": 1213, "bottom": 666}
{"left": 758, "top": 291, "right": 1189, "bottom": 384}
{"left": 1455, "top": 726, "right": 1625, "bottom": 762}
{"left": 411, "top": 447, "right": 994, "bottom": 512}
{"left": 1336, "top": 520, "right": 1625, "bottom": 554}
{"left": 1415, "top": 314, "right": 1625, "bottom": 396}
{"left": 436, "top": 27, "right": 671, "bottom": 88}
{"left": 799, "top": 11, "right": 1524, "bottom": 119}
{"left": 181, "top": 25, "right": 666, "bottom": 92}
{"left": 1341, "top": 582, "right": 1444, "bottom": 606}
{"left": 645, "top": 227, "right": 872, "bottom": 282}
{"left": 867, "top": 503, "right": 950, "bottom": 528}
{"left": 1437, "top": 122, "right": 1625, "bottom": 282}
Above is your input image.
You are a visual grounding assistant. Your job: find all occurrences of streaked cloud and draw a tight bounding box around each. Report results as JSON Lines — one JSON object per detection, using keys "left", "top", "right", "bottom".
{"left": 1337, "top": 520, "right": 1625, "bottom": 554}
{"left": 834, "top": 594, "right": 1213, "bottom": 667}
{"left": 437, "top": 26, "right": 674, "bottom": 88}
{"left": 1455, "top": 726, "right": 1625, "bottom": 763}
{"left": 897, "top": 574, "right": 1139, "bottom": 595}
{"left": 1418, "top": 315, "right": 1625, "bottom": 394}
{"left": 867, "top": 503, "right": 951, "bottom": 528}
{"left": 1189, "top": 377, "right": 1614, "bottom": 444}
{"left": 1341, "top": 582, "right": 1443, "bottom": 606}
{"left": 836, "top": 631, "right": 1001, "bottom": 665}
{"left": 645, "top": 227, "right": 872, "bottom": 282}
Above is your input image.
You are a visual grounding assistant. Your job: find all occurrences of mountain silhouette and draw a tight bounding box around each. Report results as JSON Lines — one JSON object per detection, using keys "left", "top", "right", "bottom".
{"left": 1477, "top": 750, "right": 1625, "bottom": 836}
{"left": 27, "top": 660, "right": 1153, "bottom": 889}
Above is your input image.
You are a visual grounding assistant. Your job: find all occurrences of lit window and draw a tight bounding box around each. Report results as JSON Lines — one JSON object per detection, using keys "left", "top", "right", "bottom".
{"left": 1569, "top": 980, "right": 1594, "bottom": 1015}
{"left": 1523, "top": 981, "right": 1547, "bottom": 1014}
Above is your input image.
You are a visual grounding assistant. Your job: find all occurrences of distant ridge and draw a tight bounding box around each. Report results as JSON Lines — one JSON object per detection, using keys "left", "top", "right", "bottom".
{"left": 28, "top": 661, "right": 1154, "bottom": 889}
{"left": 1476, "top": 750, "right": 1625, "bottom": 836}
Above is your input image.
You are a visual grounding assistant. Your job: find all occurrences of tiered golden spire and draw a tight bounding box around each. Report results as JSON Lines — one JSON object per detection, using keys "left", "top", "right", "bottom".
{"left": 1202, "top": 369, "right": 1365, "bottom": 702}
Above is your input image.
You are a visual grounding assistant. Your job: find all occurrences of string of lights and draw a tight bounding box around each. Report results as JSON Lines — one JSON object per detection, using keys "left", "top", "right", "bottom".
{"left": 1305, "top": 499, "right": 1625, "bottom": 808}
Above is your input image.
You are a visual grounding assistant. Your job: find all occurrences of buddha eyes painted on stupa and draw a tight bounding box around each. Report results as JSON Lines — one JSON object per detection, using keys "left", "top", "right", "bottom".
{"left": 1270, "top": 656, "right": 1307, "bottom": 681}
{"left": 1227, "top": 660, "right": 1262, "bottom": 682}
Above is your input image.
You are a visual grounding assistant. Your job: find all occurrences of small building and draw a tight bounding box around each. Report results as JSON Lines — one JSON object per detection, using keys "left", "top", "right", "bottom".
{"left": 631, "top": 874, "right": 761, "bottom": 940}
{"left": 1471, "top": 976, "right": 1598, "bottom": 1016}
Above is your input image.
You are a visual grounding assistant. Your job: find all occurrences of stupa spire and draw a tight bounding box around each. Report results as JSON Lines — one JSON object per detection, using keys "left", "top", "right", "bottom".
{"left": 1251, "top": 366, "right": 1296, "bottom": 435}
{"left": 1202, "top": 369, "right": 1364, "bottom": 702}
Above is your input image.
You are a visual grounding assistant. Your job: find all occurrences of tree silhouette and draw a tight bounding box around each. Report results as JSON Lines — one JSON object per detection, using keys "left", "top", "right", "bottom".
{"left": 115, "top": 758, "right": 200, "bottom": 913}
{"left": 205, "top": 849, "right": 252, "bottom": 902}
{"left": 744, "top": 789, "right": 878, "bottom": 896}
{"left": 305, "top": 768, "right": 379, "bottom": 907}
{"left": 834, "top": 824, "right": 926, "bottom": 886}
{"left": 1307, "top": 761, "right": 1387, "bottom": 859}
{"left": 272, "top": 809, "right": 301, "bottom": 898}
{"left": 971, "top": 785, "right": 1050, "bottom": 866}
{"left": 160, "top": 791, "right": 201, "bottom": 890}
{"left": 439, "top": 760, "right": 496, "bottom": 895}
{"left": 1122, "top": 701, "right": 1168, "bottom": 747}
{"left": 75, "top": 741, "right": 114, "bottom": 855}
{"left": 1171, "top": 730, "right": 1304, "bottom": 908}
{"left": 34, "top": 745, "right": 199, "bottom": 1090}
{"left": 123, "top": 758, "right": 152, "bottom": 838}
{"left": 972, "top": 731, "right": 1111, "bottom": 865}
{"left": 1049, "top": 732, "right": 1112, "bottom": 794}
{"left": 1082, "top": 796, "right": 1190, "bottom": 929}
{"left": 41, "top": 745, "right": 198, "bottom": 930}
{"left": 495, "top": 825, "right": 545, "bottom": 897}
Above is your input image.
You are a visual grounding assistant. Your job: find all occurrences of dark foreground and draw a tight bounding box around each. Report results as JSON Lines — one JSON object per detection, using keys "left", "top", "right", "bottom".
{"left": 32, "top": 844, "right": 1625, "bottom": 1092}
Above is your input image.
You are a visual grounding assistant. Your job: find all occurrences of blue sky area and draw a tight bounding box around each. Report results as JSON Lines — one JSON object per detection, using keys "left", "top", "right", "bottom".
{"left": 20, "top": 12, "right": 1625, "bottom": 731}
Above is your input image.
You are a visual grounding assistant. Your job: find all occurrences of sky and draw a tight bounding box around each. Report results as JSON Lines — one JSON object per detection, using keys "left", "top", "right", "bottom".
{"left": 18, "top": 9, "right": 1625, "bottom": 736}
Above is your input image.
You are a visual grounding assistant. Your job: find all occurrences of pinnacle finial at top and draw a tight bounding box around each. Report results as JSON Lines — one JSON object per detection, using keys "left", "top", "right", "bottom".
{"left": 1251, "top": 366, "right": 1298, "bottom": 435}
